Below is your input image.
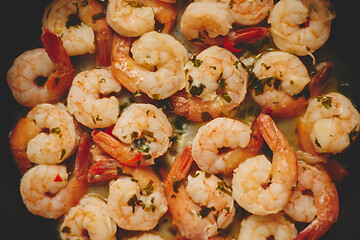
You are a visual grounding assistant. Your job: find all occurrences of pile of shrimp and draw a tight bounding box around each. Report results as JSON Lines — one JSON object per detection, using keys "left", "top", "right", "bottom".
{"left": 7, "top": 0, "right": 359, "bottom": 239}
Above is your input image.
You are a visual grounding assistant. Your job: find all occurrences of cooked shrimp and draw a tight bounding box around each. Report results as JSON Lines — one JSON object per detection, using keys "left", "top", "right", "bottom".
{"left": 269, "top": 0, "right": 336, "bottom": 57}
{"left": 180, "top": 2, "right": 234, "bottom": 41}
{"left": 237, "top": 213, "right": 297, "bottom": 240}
{"left": 111, "top": 32, "right": 188, "bottom": 99}
{"left": 92, "top": 103, "right": 172, "bottom": 166}
{"left": 106, "top": 0, "right": 176, "bottom": 37}
{"left": 284, "top": 161, "right": 338, "bottom": 240}
{"left": 67, "top": 68, "right": 122, "bottom": 129}
{"left": 169, "top": 46, "right": 248, "bottom": 122}
{"left": 232, "top": 113, "right": 298, "bottom": 215}
{"left": 164, "top": 146, "right": 236, "bottom": 240}
{"left": 125, "top": 233, "right": 165, "bottom": 240}
{"left": 250, "top": 52, "right": 332, "bottom": 118}
{"left": 298, "top": 92, "right": 360, "bottom": 155}
{"left": 107, "top": 165, "right": 168, "bottom": 231}
{"left": 192, "top": 116, "right": 263, "bottom": 175}
{"left": 60, "top": 195, "right": 117, "bottom": 240}
{"left": 42, "top": 0, "right": 95, "bottom": 56}
{"left": 7, "top": 31, "right": 75, "bottom": 107}
{"left": 226, "top": 0, "right": 274, "bottom": 26}
{"left": 77, "top": 0, "right": 113, "bottom": 66}
{"left": 10, "top": 103, "right": 79, "bottom": 167}
{"left": 19, "top": 133, "right": 91, "bottom": 219}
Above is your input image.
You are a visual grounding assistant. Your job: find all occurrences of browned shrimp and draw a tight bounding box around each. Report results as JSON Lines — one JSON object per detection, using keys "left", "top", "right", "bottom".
{"left": 285, "top": 161, "right": 339, "bottom": 240}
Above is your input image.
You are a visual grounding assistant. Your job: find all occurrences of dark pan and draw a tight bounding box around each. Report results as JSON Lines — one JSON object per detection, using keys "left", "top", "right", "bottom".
{"left": 1, "top": 0, "right": 359, "bottom": 239}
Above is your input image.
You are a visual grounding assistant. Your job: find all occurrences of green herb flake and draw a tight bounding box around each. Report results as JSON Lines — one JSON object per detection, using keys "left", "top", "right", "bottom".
{"left": 60, "top": 148, "right": 66, "bottom": 160}
{"left": 61, "top": 226, "right": 71, "bottom": 233}
{"left": 51, "top": 127, "right": 61, "bottom": 135}
{"left": 314, "top": 138, "right": 321, "bottom": 148}
{"left": 216, "top": 181, "right": 232, "bottom": 197}
{"left": 144, "top": 180, "right": 154, "bottom": 196}
{"left": 228, "top": 0, "right": 235, "bottom": 9}
{"left": 317, "top": 96, "right": 332, "bottom": 109}
{"left": 172, "top": 177, "right": 185, "bottom": 193}
{"left": 198, "top": 206, "right": 215, "bottom": 219}
{"left": 138, "top": 144, "right": 150, "bottom": 153}
{"left": 127, "top": 194, "right": 142, "bottom": 213}
{"left": 92, "top": 11, "right": 106, "bottom": 22}
{"left": 261, "top": 63, "right": 271, "bottom": 70}
{"left": 127, "top": 1, "right": 143, "bottom": 8}
{"left": 204, "top": 172, "right": 212, "bottom": 178}
{"left": 189, "top": 83, "right": 206, "bottom": 96}
{"left": 81, "top": 0, "right": 88, "bottom": 7}
{"left": 65, "top": 13, "right": 82, "bottom": 29}
{"left": 190, "top": 56, "right": 203, "bottom": 68}
{"left": 221, "top": 92, "right": 232, "bottom": 103}
{"left": 201, "top": 112, "right": 213, "bottom": 122}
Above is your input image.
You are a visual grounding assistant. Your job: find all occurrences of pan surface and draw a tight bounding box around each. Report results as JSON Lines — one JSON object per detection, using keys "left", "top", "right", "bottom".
{"left": 1, "top": 0, "right": 360, "bottom": 239}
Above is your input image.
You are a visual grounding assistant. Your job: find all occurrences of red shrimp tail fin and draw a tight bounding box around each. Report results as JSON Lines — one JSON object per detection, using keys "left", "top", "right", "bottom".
{"left": 296, "top": 179, "right": 339, "bottom": 240}
{"left": 74, "top": 132, "right": 91, "bottom": 182}
{"left": 309, "top": 61, "right": 333, "bottom": 98}
{"left": 41, "top": 29, "right": 75, "bottom": 96}
{"left": 95, "top": 30, "right": 113, "bottom": 66}
{"left": 247, "top": 114, "right": 265, "bottom": 155}
{"left": 91, "top": 130, "right": 152, "bottom": 166}
{"left": 88, "top": 159, "right": 122, "bottom": 183}
{"left": 166, "top": 146, "right": 193, "bottom": 183}
{"left": 223, "top": 27, "right": 270, "bottom": 53}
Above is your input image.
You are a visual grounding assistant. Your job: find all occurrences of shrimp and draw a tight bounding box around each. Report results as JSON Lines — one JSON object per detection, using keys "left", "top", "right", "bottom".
{"left": 169, "top": 46, "right": 248, "bottom": 122}
{"left": 19, "top": 133, "right": 91, "bottom": 219}
{"left": 192, "top": 115, "right": 263, "bottom": 175}
{"left": 237, "top": 213, "right": 297, "bottom": 240}
{"left": 106, "top": 0, "right": 176, "bottom": 37}
{"left": 125, "top": 233, "right": 165, "bottom": 240}
{"left": 77, "top": 0, "right": 113, "bottom": 66}
{"left": 226, "top": 0, "right": 274, "bottom": 26}
{"left": 250, "top": 51, "right": 332, "bottom": 118}
{"left": 67, "top": 68, "right": 122, "bottom": 129}
{"left": 297, "top": 92, "right": 360, "bottom": 155}
{"left": 268, "top": 0, "right": 336, "bottom": 58}
{"left": 232, "top": 113, "right": 298, "bottom": 215}
{"left": 107, "top": 165, "right": 168, "bottom": 231}
{"left": 284, "top": 161, "right": 338, "bottom": 240}
{"left": 180, "top": 2, "right": 234, "bottom": 41}
{"left": 111, "top": 31, "right": 189, "bottom": 100}
{"left": 60, "top": 195, "right": 117, "bottom": 240}
{"left": 164, "top": 146, "right": 236, "bottom": 240}
{"left": 92, "top": 103, "right": 172, "bottom": 166}
{"left": 42, "top": 0, "right": 96, "bottom": 56}
{"left": 10, "top": 103, "right": 79, "bottom": 168}
{"left": 7, "top": 30, "right": 75, "bottom": 108}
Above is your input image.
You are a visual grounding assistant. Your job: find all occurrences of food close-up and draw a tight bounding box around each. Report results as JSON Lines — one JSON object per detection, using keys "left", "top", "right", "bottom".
{"left": 1, "top": 0, "right": 360, "bottom": 239}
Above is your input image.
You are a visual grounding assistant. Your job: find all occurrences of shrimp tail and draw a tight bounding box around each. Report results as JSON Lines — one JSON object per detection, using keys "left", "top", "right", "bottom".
{"left": 166, "top": 146, "right": 193, "bottom": 183}
{"left": 91, "top": 130, "right": 151, "bottom": 166}
{"left": 247, "top": 114, "right": 265, "bottom": 154}
{"left": 295, "top": 169, "right": 339, "bottom": 240}
{"left": 88, "top": 159, "right": 122, "bottom": 183}
{"left": 59, "top": 132, "right": 91, "bottom": 216}
{"left": 308, "top": 61, "right": 333, "bottom": 98}
{"left": 41, "top": 29, "right": 75, "bottom": 96}
{"left": 77, "top": 0, "right": 113, "bottom": 66}
{"left": 95, "top": 30, "right": 113, "bottom": 66}
{"left": 9, "top": 117, "right": 40, "bottom": 174}
{"left": 222, "top": 27, "right": 270, "bottom": 53}
{"left": 257, "top": 113, "right": 298, "bottom": 184}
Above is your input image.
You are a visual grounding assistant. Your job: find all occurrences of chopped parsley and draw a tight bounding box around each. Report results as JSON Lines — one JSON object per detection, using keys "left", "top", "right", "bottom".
{"left": 198, "top": 206, "right": 215, "bottom": 219}
{"left": 316, "top": 96, "right": 332, "bottom": 109}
